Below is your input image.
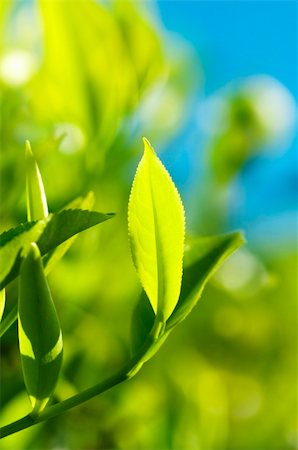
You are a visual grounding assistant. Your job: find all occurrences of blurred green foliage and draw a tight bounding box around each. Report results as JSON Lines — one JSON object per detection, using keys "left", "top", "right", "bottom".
{"left": 0, "top": 1, "right": 297, "bottom": 449}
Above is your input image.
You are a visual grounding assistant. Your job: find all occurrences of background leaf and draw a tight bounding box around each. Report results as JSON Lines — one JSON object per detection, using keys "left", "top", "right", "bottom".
{"left": 167, "top": 232, "right": 245, "bottom": 330}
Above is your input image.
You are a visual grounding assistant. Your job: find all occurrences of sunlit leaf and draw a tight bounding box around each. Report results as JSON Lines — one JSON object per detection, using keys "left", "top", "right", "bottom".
{"left": 36, "top": 0, "right": 90, "bottom": 128}
{"left": 112, "top": 2, "right": 164, "bottom": 91}
{"left": 18, "top": 243, "right": 63, "bottom": 413}
{"left": 36, "top": 0, "right": 135, "bottom": 154}
{"left": 0, "top": 289, "right": 5, "bottom": 322}
{"left": 25, "top": 140, "right": 49, "bottom": 221}
{"left": 128, "top": 138, "right": 185, "bottom": 322}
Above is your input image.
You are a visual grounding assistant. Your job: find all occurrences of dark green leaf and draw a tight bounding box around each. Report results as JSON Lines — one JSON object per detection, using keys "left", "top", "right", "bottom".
{"left": 0, "top": 220, "right": 47, "bottom": 289}
{"left": 37, "top": 209, "right": 114, "bottom": 254}
{"left": 42, "top": 192, "right": 95, "bottom": 274}
{"left": 0, "top": 208, "right": 114, "bottom": 289}
{"left": 18, "top": 243, "right": 63, "bottom": 413}
{"left": 0, "top": 221, "right": 43, "bottom": 248}
{"left": 130, "top": 290, "right": 155, "bottom": 356}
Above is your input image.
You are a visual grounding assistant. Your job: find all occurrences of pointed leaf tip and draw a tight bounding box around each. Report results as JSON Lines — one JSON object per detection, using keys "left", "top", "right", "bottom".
{"left": 27, "top": 242, "right": 40, "bottom": 260}
{"left": 142, "top": 137, "right": 155, "bottom": 157}
{"left": 25, "top": 140, "right": 32, "bottom": 157}
{"left": 25, "top": 141, "right": 49, "bottom": 222}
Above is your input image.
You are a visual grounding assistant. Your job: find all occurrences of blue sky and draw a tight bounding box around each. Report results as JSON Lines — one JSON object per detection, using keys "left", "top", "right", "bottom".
{"left": 158, "top": 1, "right": 297, "bottom": 95}
{"left": 156, "top": 0, "right": 297, "bottom": 250}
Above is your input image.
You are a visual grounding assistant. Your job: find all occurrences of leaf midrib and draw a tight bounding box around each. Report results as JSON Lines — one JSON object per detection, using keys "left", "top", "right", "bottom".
{"left": 146, "top": 161, "right": 165, "bottom": 319}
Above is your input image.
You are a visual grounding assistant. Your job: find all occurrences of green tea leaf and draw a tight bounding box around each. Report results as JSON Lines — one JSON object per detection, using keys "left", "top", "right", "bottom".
{"left": 43, "top": 192, "right": 95, "bottom": 274}
{"left": 0, "top": 220, "right": 47, "bottom": 289}
{"left": 166, "top": 232, "right": 245, "bottom": 330}
{"left": 0, "top": 221, "right": 44, "bottom": 249}
{"left": 0, "top": 289, "right": 5, "bottom": 322}
{"left": 128, "top": 138, "right": 185, "bottom": 322}
{"left": 25, "top": 140, "right": 49, "bottom": 221}
{"left": 0, "top": 208, "right": 114, "bottom": 289}
{"left": 18, "top": 243, "right": 63, "bottom": 413}
{"left": 37, "top": 209, "right": 114, "bottom": 255}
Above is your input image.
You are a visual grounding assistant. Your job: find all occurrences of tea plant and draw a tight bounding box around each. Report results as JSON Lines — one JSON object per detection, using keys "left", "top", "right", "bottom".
{"left": 0, "top": 139, "right": 244, "bottom": 438}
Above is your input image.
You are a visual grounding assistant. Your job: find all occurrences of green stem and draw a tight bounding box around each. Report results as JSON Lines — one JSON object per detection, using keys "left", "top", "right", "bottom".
{"left": 0, "top": 306, "right": 17, "bottom": 337}
{"left": 0, "top": 320, "right": 164, "bottom": 439}
{"left": 0, "top": 415, "right": 35, "bottom": 438}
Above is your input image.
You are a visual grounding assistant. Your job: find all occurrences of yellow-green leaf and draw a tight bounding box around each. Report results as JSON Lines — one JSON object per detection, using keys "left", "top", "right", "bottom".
{"left": 0, "top": 289, "right": 5, "bottom": 322}
{"left": 128, "top": 138, "right": 185, "bottom": 322}
{"left": 18, "top": 243, "right": 63, "bottom": 414}
{"left": 25, "top": 140, "right": 49, "bottom": 221}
